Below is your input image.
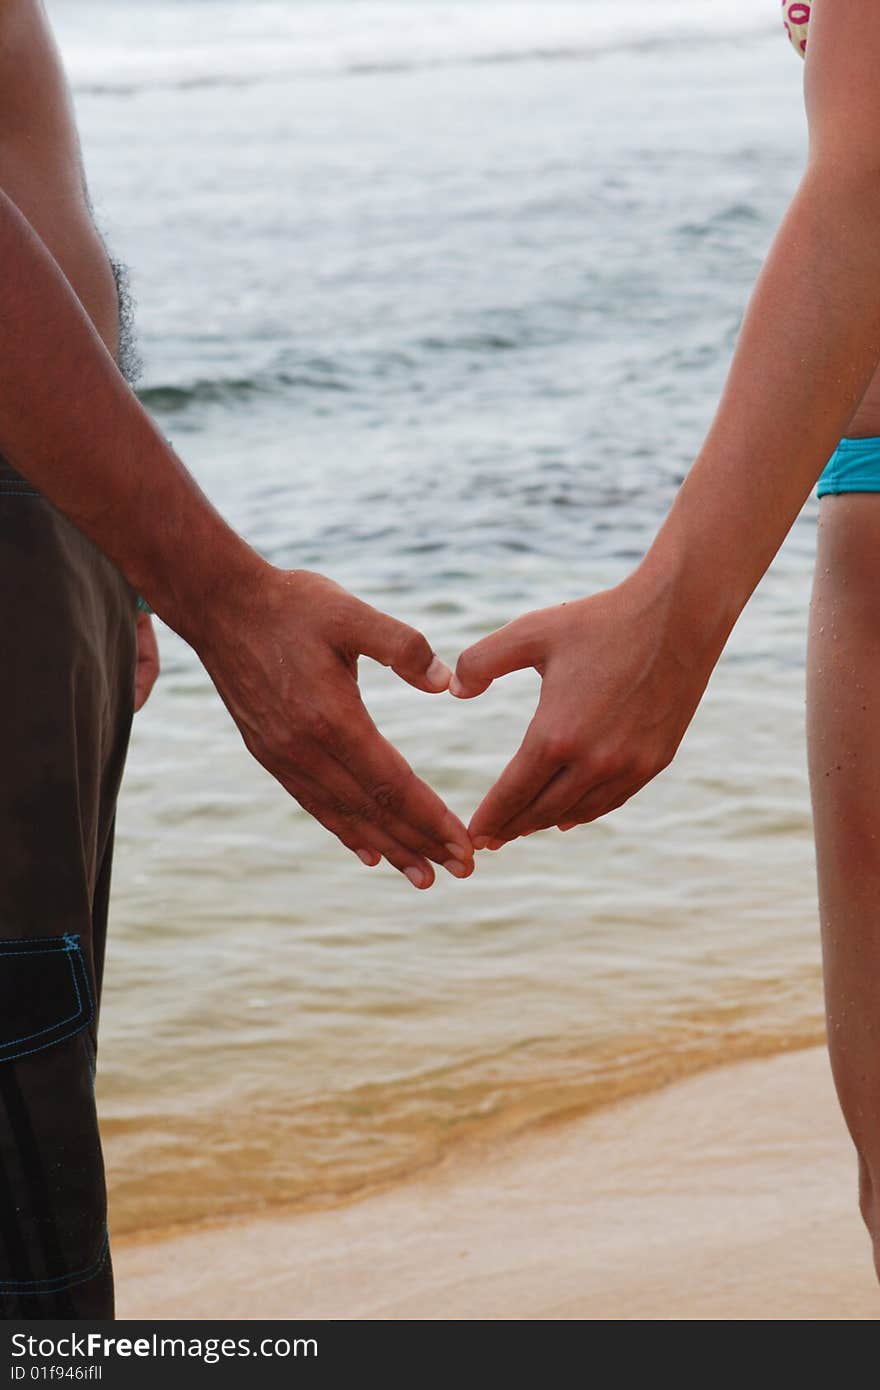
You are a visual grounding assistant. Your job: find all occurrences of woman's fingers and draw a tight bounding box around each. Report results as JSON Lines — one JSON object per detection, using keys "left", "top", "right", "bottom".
{"left": 492, "top": 743, "right": 655, "bottom": 841}
{"left": 451, "top": 614, "right": 543, "bottom": 699}
{"left": 556, "top": 778, "right": 641, "bottom": 831}
{"left": 492, "top": 764, "right": 593, "bottom": 842}
{"left": 468, "top": 717, "right": 563, "bottom": 846}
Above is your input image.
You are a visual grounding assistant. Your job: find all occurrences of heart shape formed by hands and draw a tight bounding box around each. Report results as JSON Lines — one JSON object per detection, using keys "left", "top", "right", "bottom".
{"left": 195, "top": 566, "right": 697, "bottom": 891}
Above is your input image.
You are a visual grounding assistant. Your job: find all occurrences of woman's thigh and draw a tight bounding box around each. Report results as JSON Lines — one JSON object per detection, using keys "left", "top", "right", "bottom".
{"left": 808, "top": 494, "right": 880, "bottom": 1226}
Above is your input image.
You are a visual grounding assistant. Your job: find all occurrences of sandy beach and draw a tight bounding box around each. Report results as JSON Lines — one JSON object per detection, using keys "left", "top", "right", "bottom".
{"left": 113, "top": 1045, "right": 877, "bottom": 1320}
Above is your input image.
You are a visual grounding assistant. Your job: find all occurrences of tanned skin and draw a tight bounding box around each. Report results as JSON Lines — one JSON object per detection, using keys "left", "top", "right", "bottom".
{"left": 0, "top": 0, "right": 474, "bottom": 889}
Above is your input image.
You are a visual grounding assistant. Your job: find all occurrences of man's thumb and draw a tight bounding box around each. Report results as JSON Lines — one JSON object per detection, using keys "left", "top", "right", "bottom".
{"left": 450, "top": 618, "right": 538, "bottom": 698}
{"left": 355, "top": 605, "right": 451, "bottom": 693}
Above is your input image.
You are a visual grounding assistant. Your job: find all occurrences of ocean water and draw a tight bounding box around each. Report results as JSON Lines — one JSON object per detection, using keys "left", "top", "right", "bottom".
{"left": 47, "top": 0, "right": 819, "bottom": 1235}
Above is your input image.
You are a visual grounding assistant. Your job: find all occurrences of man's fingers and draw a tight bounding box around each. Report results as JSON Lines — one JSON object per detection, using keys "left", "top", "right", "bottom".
{"left": 357, "top": 736, "right": 474, "bottom": 868}
{"left": 133, "top": 612, "right": 160, "bottom": 712}
{"left": 468, "top": 719, "right": 559, "bottom": 845}
{"left": 269, "top": 692, "right": 474, "bottom": 870}
{"left": 450, "top": 616, "right": 542, "bottom": 699}
{"left": 327, "top": 703, "right": 473, "bottom": 863}
{"left": 278, "top": 772, "right": 437, "bottom": 889}
{"left": 352, "top": 605, "right": 451, "bottom": 693}
{"left": 301, "top": 740, "right": 474, "bottom": 879}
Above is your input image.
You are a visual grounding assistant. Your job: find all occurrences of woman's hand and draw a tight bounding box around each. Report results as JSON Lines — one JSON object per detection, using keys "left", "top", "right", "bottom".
{"left": 450, "top": 573, "right": 718, "bottom": 847}
{"left": 133, "top": 611, "right": 160, "bottom": 712}
{"left": 195, "top": 566, "right": 474, "bottom": 888}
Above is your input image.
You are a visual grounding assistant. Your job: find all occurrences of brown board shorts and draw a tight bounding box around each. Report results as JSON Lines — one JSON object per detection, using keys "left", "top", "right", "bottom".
{"left": 0, "top": 454, "right": 138, "bottom": 1318}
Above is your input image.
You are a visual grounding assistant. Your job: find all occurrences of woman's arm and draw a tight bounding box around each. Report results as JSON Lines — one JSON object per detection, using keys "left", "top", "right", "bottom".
{"left": 637, "top": 154, "right": 880, "bottom": 664}
{"left": 638, "top": 0, "right": 880, "bottom": 639}
{"left": 451, "top": 0, "right": 880, "bottom": 847}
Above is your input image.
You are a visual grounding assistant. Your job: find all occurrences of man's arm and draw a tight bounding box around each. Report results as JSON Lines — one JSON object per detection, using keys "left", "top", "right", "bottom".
{"left": 450, "top": 0, "right": 880, "bottom": 845}
{"left": 0, "top": 190, "right": 473, "bottom": 885}
{"left": 0, "top": 189, "right": 260, "bottom": 637}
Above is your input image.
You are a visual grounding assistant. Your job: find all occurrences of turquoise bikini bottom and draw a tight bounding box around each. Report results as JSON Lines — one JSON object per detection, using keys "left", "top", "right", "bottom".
{"left": 818, "top": 436, "right": 880, "bottom": 496}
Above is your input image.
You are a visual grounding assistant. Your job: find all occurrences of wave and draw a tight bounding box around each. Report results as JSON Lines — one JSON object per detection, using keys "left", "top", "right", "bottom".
{"left": 137, "top": 364, "right": 355, "bottom": 413}
{"left": 75, "top": 29, "right": 776, "bottom": 97}
{"left": 138, "top": 378, "right": 266, "bottom": 411}
{"left": 56, "top": 0, "right": 780, "bottom": 98}
{"left": 675, "top": 200, "right": 763, "bottom": 242}
{"left": 136, "top": 331, "right": 546, "bottom": 414}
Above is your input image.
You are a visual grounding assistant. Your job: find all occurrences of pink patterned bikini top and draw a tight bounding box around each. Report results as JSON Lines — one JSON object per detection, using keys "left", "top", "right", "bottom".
{"left": 782, "top": 1, "right": 810, "bottom": 57}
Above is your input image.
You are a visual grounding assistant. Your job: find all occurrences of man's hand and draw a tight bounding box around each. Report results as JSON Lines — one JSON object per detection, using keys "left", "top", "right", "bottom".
{"left": 195, "top": 566, "right": 474, "bottom": 888}
{"left": 450, "top": 575, "right": 716, "bottom": 848}
{"left": 134, "top": 612, "right": 160, "bottom": 712}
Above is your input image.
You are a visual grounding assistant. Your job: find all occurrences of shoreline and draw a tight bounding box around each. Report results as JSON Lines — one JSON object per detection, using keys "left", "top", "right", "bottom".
{"left": 114, "top": 1044, "right": 878, "bottom": 1320}
{"left": 105, "top": 1030, "right": 825, "bottom": 1247}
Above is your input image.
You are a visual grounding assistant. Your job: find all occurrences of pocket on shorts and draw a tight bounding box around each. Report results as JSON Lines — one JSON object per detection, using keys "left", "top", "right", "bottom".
{"left": 0, "top": 933, "right": 93, "bottom": 1064}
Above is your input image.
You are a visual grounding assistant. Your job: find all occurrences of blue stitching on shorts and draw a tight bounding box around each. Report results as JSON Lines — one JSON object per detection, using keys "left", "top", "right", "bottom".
{"left": 0, "top": 1228, "right": 109, "bottom": 1294}
{"left": 0, "top": 479, "right": 40, "bottom": 496}
{"left": 0, "top": 934, "right": 78, "bottom": 945}
{"left": 0, "top": 935, "right": 93, "bottom": 1059}
{"left": 0, "top": 934, "right": 80, "bottom": 946}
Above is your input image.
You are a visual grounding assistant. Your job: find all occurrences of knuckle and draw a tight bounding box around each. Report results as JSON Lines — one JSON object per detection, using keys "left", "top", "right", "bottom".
{"left": 295, "top": 792, "right": 321, "bottom": 819}
{"left": 579, "top": 790, "right": 611, "bottom": 822}
{"left": 394, "top": 626, "right": 432, "bottom": 672}
{"left": 369, "top": 780, "right": 404, "bottom": 815}
{"left": 656, "top": 745, "right": 676, "bottom": 774}
{"left": 304, "top": 708, "right": 338, "bottom": 748}
{"left": 630, "top": 744, "right": 674, "bottom": 783}
{"left": 327, "top": 595, "right": 357, "bottom": 640}
{"left": 411, "top": 834, "right": 437, "bottom": 858}
{"left": 585, "top": 753, "right": 615, "bottom": 782}
{"left": 627, "top": 753, "right": 655, "bottom": 784}
{"left": 239, "top": 729, "right": 262, "bottom": 763}
{"left": 589, "top": 742, "right": 630, "bottom": 782}
{"left": 350, "top": 797, "right": 381, "bottom": 825}
{"left": 536, "top": 729, "right": 572, "bottom": 763}
{"left": 554, "top": 738, "right": 578, "bottom": 763}
{"left": 455, "top": 648, "right": 480, "bottom": 684}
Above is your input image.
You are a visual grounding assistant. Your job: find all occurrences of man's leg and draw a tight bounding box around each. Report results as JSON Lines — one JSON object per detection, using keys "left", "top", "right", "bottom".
{"left": 0, "top": 460, "right": 136, "bottom": 1318}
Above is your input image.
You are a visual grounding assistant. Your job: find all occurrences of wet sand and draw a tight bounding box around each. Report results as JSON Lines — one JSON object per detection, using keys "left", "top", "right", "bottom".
{"left": 114, "top": 1046, "right": 877, "bottom": 1320}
